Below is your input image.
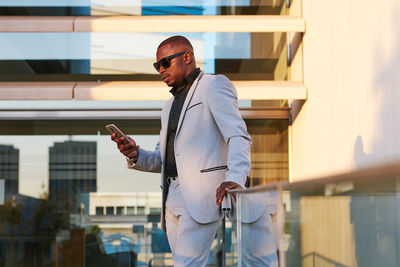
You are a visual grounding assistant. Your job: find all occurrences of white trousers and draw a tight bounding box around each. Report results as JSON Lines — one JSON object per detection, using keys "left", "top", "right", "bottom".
{"left": 165, "top": 178, "right": 219, "bottom": 267}
{"left": 239, "top": 211, "right": 279, "bottom": 267}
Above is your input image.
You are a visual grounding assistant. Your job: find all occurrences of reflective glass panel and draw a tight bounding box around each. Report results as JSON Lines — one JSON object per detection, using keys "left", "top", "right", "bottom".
{"left": 0, "top": 32, "right": 288, "bottom": 81}
{"left": 0, "top": 118, "right": 288, "bottom": 266}
{"left": 0, "top": 0, "right": 287, "bottom": 16}
{"left": 231, "top": 167, "right": 400, "bottom": 267}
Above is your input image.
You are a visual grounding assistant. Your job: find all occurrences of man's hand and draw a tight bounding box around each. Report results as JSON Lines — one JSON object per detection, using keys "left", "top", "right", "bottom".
{"left": 111, "top": 133, "right": 139, "bottom": 160}
{"left": 216, "top": 181, "right": 242, "bottom": 205}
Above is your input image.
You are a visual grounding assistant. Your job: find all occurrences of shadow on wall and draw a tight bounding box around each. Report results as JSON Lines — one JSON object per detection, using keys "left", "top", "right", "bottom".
{"left": 351, "top": 5, "right": 400, "bottom": 267}
{"left": 353, "top": 135, "right": 372, "bottom": 168}
{"left": 353, "top": 2, "right": 400, "bottom": 169}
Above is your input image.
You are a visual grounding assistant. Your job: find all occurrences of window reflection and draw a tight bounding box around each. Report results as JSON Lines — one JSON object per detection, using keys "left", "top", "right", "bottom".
{"left": 0, "top": 0, "right": 287, "bottom": 16}
{"left": 0, "top": 32, "right": 287, "bottom": 81}
{"left": 0, "top": 119, "right": 288, "bottom": 266}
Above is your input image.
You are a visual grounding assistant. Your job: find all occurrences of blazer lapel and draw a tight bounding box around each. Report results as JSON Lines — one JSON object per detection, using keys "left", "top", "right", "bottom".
{"left": 160, "top": 98, "right": 174, "bottom": 161}
{"left": 175, "top": 71, "right": 204, "bottom": 138}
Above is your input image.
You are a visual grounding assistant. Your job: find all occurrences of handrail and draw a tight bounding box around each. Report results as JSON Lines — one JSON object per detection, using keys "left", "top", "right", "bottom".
{"left": 302, "top": 252, "right": 348, "bottom": 267}
{"left": 224, "top": 161, "right": 400, "bottom": 267}
{"left": 148, "top": 257, "right": 173, "bottom": 267}
{"left": 227, "top": 161, "right": 400, "bottom": 195}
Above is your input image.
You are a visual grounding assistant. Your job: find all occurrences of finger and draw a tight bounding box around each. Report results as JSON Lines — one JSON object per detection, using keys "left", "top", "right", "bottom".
{"left": 123, "top": 136, "right": 133, "bottom": 145}
{"left": 216, "top": 189, "right": 222, "bottom": 205}
{"left": 121, "top": 142, "right": 134, "bottom": 151}
{"left": 216, "top": 189, "right": 226, "bottom": 205}
{"left": 216, "top": 185, "right": 222, "bottom": 198}
{"left": 120, "top": 145, "right": 131, "bottom": 155}
{"left": 127, "top": 136, "right": 135, "bottom": 145}
{"left": 111, "top": 133, "right": 119, "bottom": 142}
{"left": 232, "top": 193, "right": 237, "bottom": 202}
{"left": 218, "top": 187, "right": 225, "bottom": 200}
{"left": 123, "top": 144, "right": 140, "bottom": 157}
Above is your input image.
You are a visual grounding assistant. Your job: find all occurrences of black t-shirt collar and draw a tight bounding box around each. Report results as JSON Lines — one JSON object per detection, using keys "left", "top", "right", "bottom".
{"left": 169, "top": 68, "right": 201, "bottom": 96}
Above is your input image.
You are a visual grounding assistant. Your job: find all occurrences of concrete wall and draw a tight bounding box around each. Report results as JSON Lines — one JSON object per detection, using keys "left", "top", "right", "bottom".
{"left": 291, "top": 0, "right": 400, "bottom": 180}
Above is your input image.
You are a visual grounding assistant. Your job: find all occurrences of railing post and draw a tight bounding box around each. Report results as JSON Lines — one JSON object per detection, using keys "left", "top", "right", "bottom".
{"left": 277, "top": 184, "right": 287, "bottom": 267}
{"left": 313, "top": 253, "right": 315, "bottom": 267}
{"left": 221, "top": 215, "right": 226, "bottom": 267}
{"left": 236, "top": 193, "right": 242, "bottom": 267}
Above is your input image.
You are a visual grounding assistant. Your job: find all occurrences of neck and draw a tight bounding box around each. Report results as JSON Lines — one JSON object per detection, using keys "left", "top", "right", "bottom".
{"left": 184, "top": 65, "right": 196, "bottom": 76}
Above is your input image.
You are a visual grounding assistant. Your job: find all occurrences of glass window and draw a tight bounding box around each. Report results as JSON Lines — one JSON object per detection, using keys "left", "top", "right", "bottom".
{"left": 95, "top": 206, "right": 104, "bottom": 215}
{"left": 137, "top": 206, "right": 145, "bottom": 215}
{"left": 126, "top": 206, "right": 135, "bottom": 215}
{"left": 0, "top": 32, "right": 287, "bottom": 82}
{"left": 106, "top": 206, "right": 114, "bottom": 215}
{"left": 0, "top": 118, "right": 288, "bottom": 266}
{"left": 116, "top": 206, "right": 124, "bottom": 215}
{"left": 0, "top": 1, "right": 287, "bottom": 16}
{"left": 149, "top": 207, "right": 161, "bottom": 214}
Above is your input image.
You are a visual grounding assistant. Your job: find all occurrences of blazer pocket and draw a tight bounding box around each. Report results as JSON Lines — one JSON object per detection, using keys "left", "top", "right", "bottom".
{"left": 186, "top": 101, "right": 203, "bottom": 111}
{"left": 200, "top": 165, "right": 228, "bottom": 173}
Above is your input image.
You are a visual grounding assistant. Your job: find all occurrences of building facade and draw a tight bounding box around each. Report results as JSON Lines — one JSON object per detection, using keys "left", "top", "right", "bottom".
{"left": 0, "top": 0, "right": 399, "bottom": 266}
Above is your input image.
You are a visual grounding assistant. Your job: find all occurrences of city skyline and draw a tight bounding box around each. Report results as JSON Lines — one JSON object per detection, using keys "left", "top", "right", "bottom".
{"left": 0, "top": 133, "right": 161, "bottom": 199}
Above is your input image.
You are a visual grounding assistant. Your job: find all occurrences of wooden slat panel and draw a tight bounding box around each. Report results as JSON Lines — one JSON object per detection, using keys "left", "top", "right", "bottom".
{"left": 300, "top": 197, "right": 357, "bottom": 267}
{"left": 0, "top": 82, "right": 74, "bottom": 100}
{"left": 0, "top": 16, "right": 74, "bottom": 32}
{"left": 74, "top": 15, "right": 305, "bottom": 32}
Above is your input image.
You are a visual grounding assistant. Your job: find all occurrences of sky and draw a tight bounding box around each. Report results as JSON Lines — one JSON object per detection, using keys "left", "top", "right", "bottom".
{"left": 0, "top": 133, "right": 161, "bottom": 199}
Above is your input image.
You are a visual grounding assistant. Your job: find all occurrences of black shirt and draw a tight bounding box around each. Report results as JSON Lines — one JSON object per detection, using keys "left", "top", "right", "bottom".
{"left": 165, "top": 68, "right": 201, "bottom": 177}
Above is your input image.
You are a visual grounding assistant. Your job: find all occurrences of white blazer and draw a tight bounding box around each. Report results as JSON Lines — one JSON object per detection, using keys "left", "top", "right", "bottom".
{"left": 130, "top": 71, "right": 257, "bottom": 230}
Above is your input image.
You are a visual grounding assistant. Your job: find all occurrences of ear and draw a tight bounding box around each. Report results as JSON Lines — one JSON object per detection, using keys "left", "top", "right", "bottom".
{"left": 184, "top": 52, "right": 193, "bottom": 65}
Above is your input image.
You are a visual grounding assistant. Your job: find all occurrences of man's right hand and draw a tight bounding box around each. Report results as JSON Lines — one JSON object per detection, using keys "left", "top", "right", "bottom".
{"left": 111, "top": 133, "right": 139, "bottom": 160}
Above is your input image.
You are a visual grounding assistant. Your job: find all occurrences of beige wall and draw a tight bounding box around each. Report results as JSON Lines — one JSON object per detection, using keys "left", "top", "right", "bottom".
{"left": 291, "top": 0, "right": 400, "bottom": 180}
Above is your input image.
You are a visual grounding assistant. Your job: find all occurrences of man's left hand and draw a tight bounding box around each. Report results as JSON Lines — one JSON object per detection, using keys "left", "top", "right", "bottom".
{"left": 216, "top": 181, "right": 242, "bottom": 205}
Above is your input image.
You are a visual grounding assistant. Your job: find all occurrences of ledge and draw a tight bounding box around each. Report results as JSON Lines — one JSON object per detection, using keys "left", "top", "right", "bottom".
{"left": 75, "top": 81, "right": 307, "bottom": 100}
{"left": 0, "top": 81, "right": 307, "bottom": 101}
{"left": 74, "top": 15, "right": 305, "bottom": 33}
{"left": 0, "top": 15, "right": 305, "bottom": 33}
{"left": 0, "top": 16, "right": 74, "bottom": 32}
{"left": 0, "top": 82, "right": 75, "bottom": 100}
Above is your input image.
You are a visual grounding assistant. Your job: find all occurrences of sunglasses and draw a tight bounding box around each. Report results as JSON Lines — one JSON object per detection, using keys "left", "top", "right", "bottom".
{"left": 153, "top": 51, "right": 187, "bottom": 72}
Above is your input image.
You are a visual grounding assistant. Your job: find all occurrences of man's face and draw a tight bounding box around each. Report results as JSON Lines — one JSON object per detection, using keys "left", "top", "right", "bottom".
{"left": 156, "top": 44, "right": 187, "bottom": 87}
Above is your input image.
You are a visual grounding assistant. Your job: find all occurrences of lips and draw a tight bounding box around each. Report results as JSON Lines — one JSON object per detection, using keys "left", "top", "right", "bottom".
{"left": 162, "top": 75, "right": 169, "bottom": 82}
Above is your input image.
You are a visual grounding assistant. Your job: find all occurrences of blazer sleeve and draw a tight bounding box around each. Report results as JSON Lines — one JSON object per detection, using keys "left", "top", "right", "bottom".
{"left": 206, "top": 75, "right": 252, "bottom": 187}
{"left": 127, "top": 141, "right": 162, "bottom": 173}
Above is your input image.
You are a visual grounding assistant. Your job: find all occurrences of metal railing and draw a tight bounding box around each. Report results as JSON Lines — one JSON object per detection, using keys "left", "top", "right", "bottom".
{"left": 223, "top": 162, "right": 400, "bottom": 267}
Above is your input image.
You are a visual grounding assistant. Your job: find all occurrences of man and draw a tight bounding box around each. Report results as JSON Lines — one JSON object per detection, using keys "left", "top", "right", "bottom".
{"left": 111, "top": 35, "right": 252, "bottom": 266}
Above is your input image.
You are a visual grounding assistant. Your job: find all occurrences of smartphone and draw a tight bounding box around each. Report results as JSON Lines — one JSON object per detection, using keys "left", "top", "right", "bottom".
{"left": 105, "top": 124, "right": 131, "bottom": 144}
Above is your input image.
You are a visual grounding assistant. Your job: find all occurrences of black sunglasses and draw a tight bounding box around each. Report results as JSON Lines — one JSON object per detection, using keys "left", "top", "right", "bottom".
{"left": 153, "top": 51, "right": 187, "bottom": 72}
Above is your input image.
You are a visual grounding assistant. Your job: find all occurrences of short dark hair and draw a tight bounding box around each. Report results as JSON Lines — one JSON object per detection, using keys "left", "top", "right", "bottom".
{"left": 157, "top": 35, "right": 194, "bottom": 53}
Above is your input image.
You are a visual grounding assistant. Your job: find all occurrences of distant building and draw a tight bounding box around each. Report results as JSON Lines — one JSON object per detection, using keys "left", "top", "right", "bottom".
{"left": 86, "top": 192, "right": 162, "bottom": 235}
{"left": 86, "top": 192, "right": 166, "bottom": 263}
{"left": 0, "top": 145, "right": 19, "bottom": 199}
{"left": 49, "top": 141, "right": 97, "bottom": 215}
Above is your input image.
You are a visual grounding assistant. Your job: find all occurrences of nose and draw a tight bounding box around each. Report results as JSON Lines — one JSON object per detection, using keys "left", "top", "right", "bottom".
{"left": 159, "top": 66, "right": 166, "bottom": 74}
